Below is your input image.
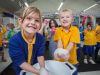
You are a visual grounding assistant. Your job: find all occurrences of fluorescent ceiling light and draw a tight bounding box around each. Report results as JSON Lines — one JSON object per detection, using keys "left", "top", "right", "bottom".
{"left": 83, "top": 3, "right": 98, "bottom": 12}
{"left": 25, "top": 2, "right": 29, "bottom": 7}
{"left": 11, "top": 0, "right": 15, "bottom": 2}
{"left": 55, "top": 12, "right": 59, "bottom": 14}
{"left": 57, "top": 2, "right": 64, "bottom": 11}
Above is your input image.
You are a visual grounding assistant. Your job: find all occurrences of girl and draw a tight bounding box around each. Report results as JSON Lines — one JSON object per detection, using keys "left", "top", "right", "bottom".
{"left": 9, "top": 6, "right": 47, "bottom": 75}
{"left": 48, "top": 19, "right": 58, "bottom": 58}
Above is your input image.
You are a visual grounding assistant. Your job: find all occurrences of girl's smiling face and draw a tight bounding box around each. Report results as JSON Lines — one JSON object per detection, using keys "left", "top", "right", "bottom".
{"left": 19, "top": 12, "right": 41, "bottom": 35}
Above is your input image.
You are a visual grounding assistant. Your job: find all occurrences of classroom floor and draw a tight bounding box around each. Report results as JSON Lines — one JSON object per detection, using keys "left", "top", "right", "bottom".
{"left": 0, "top": 48, "right": 11, "bottom": 73}
{"left": 0, "top": 48, "right": 100, "bottom": 75}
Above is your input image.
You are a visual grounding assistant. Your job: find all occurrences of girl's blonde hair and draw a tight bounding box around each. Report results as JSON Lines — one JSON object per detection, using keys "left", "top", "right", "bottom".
{"left": 19, "top": 6, "right": 41, "bottom": 22}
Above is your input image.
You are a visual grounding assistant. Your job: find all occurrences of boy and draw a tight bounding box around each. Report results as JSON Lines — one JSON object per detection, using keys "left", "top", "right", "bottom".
{"left": 83, "top": 23, "right": 96, "bottom": 64}
{"left": 0, "top": 24, "right": 7, "bottom": 61}
{"left": 54, "top": 9, "right": 80, "bottom": 75}
{"left": 95, "top": 24, "right": 100, "bottom": 62}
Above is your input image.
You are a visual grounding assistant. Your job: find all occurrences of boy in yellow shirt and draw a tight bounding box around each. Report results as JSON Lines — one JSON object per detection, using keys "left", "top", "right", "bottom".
{"left": 83, "top": 23, "right": 96, "bottom": 64}
{"left": 95, "top": 24, "right": 100, "bottom": 62}
{"left": 0, "top": 24, "right": 7, "bottom": 61}
{"left": 54, "top": 9, "right": 80, "bottom": 75}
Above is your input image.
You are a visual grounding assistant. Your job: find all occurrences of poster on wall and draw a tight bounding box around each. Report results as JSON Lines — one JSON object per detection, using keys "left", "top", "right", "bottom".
{"left": 2, "top": 17, "right": 14, "bottom": 26}
{"left": 0, "top": 14, "right": 3, "bottom": 24}
{"left": 72, "top": 16, "right": 79, "bottom": 26}
{"left": 55, "top": 19, "right": 61, "bottom": 26}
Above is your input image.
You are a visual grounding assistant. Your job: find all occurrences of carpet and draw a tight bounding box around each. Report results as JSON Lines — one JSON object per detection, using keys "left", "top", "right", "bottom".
{"left": 77, "top": 47, "right": 100, "bottom": 72}
{"left": 0, "top": 64, "right": 15, "bottom": 75}
{"left": 78, "top": 63, "right": 100, "bottom": 72}
{"left": 0, "top": 63, "right": 100, "bottom": 75}
{"left": 0, "top": 48, "right": 100, "bottom": 75}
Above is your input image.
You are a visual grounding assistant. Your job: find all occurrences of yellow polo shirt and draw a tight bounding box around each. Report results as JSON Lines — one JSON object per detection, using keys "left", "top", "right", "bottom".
{"left": 54, "top": 26, "right": 80, "bottom": 64}
{"left": 0, "top": 27, "right": 6, "bottom": 46}
{"left": 96, "top": 25, "right": 100, "bottom": 42}
{"left": 84, "top": 29, "right": 96, "bottom": 45}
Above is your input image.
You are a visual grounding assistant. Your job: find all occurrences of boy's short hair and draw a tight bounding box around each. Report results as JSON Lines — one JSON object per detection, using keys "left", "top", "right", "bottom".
{"left": 59, "top": 8, "right": 73, "bottom": 16}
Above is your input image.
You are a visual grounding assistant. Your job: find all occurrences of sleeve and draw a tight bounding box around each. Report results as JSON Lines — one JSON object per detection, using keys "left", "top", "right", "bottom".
{"left": 53, "top": 28, "right": 61, "bottom": 42}
{"left": 83, "top": 30, "right": 86, "bottom": 35}
{"left": 93, "top": 29, "right": 97, "bottom": 44}
{"left": 9, "top": 37, "right": 26, "bottom": 67}
{"left": 7, "top": 31, "right": 11, "bottom": 39}
{"left": 37, "top": 36, "right": 45, "bottom": 56}
{"left": 95, "top": 26, "right": 98, "bottom": 30}
{"left": 70, "top": 27, "right": 80, "bottom": 44}
{"left": 2, "top": 27, "right": 7, "bottom": 34}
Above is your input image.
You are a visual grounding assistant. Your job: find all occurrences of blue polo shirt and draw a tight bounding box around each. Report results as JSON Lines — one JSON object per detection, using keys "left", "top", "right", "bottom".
{"left": 9, "top": 32, "right": 45, "bottom": 75}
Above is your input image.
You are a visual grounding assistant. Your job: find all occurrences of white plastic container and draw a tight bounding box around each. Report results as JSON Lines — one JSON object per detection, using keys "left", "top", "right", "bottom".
{"left": 20, "top": 60, "right": 76, "bottom": 75}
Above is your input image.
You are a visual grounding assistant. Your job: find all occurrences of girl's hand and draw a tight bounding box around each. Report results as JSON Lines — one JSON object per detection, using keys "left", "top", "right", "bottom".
{"left": 34, "top": 69, "right": 40, "bottom": 75}
{"left": 40, "top": 67, "right": 49, "bottom": 75}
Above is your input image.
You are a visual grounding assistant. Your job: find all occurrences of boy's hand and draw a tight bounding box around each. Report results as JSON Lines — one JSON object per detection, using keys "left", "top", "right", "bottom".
{"left": 61, "top": 50, "right": 70, "bottom": 60}
{"left": 57, "top": 50, "right": 70, "bottom": 60}
{"left": 54, "top": 48, "right": 70, "bottom": 60}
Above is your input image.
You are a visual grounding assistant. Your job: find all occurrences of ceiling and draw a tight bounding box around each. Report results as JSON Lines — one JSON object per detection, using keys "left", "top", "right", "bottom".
{"left": 0, "top": 0, "right": 37, "bottom": 13}
{"left": 0, "top": 0, "right": 100, "bottom": 17}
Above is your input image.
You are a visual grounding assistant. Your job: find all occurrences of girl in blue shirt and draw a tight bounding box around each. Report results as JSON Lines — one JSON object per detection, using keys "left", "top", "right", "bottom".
{"left": 9, "top": 6, "right": 46, "bottom": 75}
